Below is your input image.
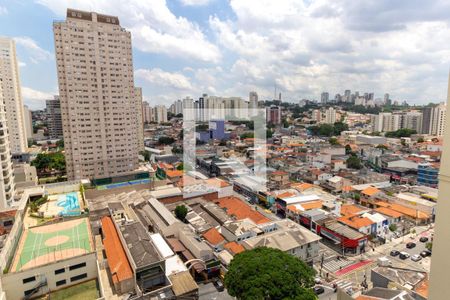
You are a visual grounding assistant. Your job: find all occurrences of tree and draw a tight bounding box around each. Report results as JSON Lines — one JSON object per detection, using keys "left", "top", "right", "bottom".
{"left": 376, "top": 144, "right": 388, "bottom": 150}
{"left": 333, "top": 121, "right": 349, "bottom": 136}
{"left": 174, "top": 205, "right": 188, "bottom": 221}
{"left": 176, "top": 163, "right": 184, "bottom": 171}
{"left": 56, "top": 139, "right": 64, "bottom": 149}
{"left": 225, "top": 247, "right": 316, "bottom": 300}
{"left": 389, "top": 224, "right": 397, "bottom": 232}
{"left": 329, "top": 137, "right": 340, "bottom": 145}
{"left": 417, "top": 137, "right": 425, "bottom": 143}
{"left": 385, "top": 128, "right": 416, "bottom": 138}
{"left": 31, "top": 152, "right": 66, "bottom": 174}
{"left": 158, "top": 136, "right": 175, "bottom": 145}
{"left": 240, "top": 132, "right": 255, "bottom": 139}
{"left": 346, "top": 155, "right": 362, "bottom": 169}
{"left": 426, "top": 242, "right": 433, "bottom": 251}
{"left": 345, "top": 144, "right": 352, "bottom": 155}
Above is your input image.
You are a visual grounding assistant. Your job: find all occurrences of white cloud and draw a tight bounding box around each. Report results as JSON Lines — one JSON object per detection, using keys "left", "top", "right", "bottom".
{"left": 179, "top": 0, "right": 211, "bottom": 6}
{"left": 135, "top": 68, "right": 193, "bottom": 90}
{"left": 36, "top": 0, "right": 221, "bottom": 63}
{"left": 0, "top": 6, "right": 8, "bottom": 15}
{"left": 18, "top": 61, "right": 26, "bottom": 68}
{"left": 21, "top": 87, "right": 54, "bottom": 109}
{"left": 13, "top": 37, "right": 52, "bottom": 63}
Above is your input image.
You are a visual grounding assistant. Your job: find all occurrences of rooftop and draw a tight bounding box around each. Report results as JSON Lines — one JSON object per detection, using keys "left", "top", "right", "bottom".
{"left": 215, "top": 196, "right": 270, "bottom": 224}
{"left": 202, "top": 227, "right": 225, "bottom": 245}
{"left": 118, "top": 221, "right": 162, "bottom": 269}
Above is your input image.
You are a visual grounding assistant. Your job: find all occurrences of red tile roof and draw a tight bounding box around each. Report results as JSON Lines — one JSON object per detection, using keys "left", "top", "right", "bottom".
{"left": 101, "top": 217, "right": 133, "bottom": 284}
{"left": 224, "top": 242, "right": 245, "bottom": 255}
{"left": 202, "top": 228, "right": 225, "bottom": 245}
{"left": 215, "top": 197, "right": 270, "bottom": 224}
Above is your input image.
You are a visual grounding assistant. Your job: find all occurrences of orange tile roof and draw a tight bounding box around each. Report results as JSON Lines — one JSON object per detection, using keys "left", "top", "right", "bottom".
{"left": 202, "top": 227, "right": 225, "bottom": 245}
{"left": 166, "top": 170, "right": 183, "bottom": 178}
{"left": 215, "top": 197, "right": 270, "bottom": 224}
{"left": 338, "top": 216, "right": 374, "bottom": 229}
{"left": 340, "top": 205, "right": 364, "bottom": 217}
{"left": 287, "top": 201, "right": 323, "bottom": 212}
{"left": 205, "top": 178, "right": 230, "bottom": 188}
{"left": 362, "top": 186, "right": 380, "bottom": 197}
{"left": 291, "top": 182, "right": 314, "bottom": 191}
{"left": 271, "top": 170, "right": 288, "bottom": 176}
{"left": 342, "top": 185, "right": 354, "bottom": 192}
{"left": 101, "top": 217, "right": 133, "bottom": 284}
{"left": 277, "top": 191, "right": 296, "bottom": 199}
{"left": 224, "top": 242, "right": 245, "bottom": 255}
{"left": 375, "top": 201, "right": 429, "bottom": 219}
{"left": 374, "top": 207, "right": 403, "bottom": 218}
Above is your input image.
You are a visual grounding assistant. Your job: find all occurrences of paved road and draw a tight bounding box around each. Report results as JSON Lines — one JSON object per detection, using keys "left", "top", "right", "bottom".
{"left": 199, "top": 282, "right": 235, "bottom": 300}
{"left": 317, "top": 285, "right": 337, "bottom": 300}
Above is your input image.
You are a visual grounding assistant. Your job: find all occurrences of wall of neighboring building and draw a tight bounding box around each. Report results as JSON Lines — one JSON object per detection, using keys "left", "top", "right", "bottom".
{"left": 1, "top": 253, "right": 97, "bottom": 300}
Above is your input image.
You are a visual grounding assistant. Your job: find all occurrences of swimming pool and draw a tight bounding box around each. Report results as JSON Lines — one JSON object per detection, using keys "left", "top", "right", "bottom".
{"left": 96, "top": 178, "right": 151, "bottom": 190}
{"left": 56, "top": 192, "right": 81, "bottom": 216}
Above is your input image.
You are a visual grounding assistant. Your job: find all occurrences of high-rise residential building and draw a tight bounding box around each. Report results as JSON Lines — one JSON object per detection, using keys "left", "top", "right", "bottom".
{"left": 249, "top": 91, "right": 258, "bottom": 109}
{"left": 154, "top": 105, "right": 168, "bottom": 123}
{"left": 174, "top": 99, "right": 183, "bottom": 115}
{"left": 23, "top": 105, "right": 33, "bottom": 141}
{"left": 429, "top": 76, "right": 450, "bottom": 298}
{"left": 0, "top": 37, "right": 27, "bottom": 154}
{"left": 403, "top": 111, "right": 423, "bottom": 133}
{"left": 320, "top": 92, "right": 329, "bottom": 104}
{"left": 0, "top": 85, "right": 15, "bottom": 208}
{"left": 344, "top": 90, "right": 351, "bottom": 102}
{"left": 46, "top": 96, "right": 63, "bottom": 139}
{"left": 134, "top": 87, "right": 144, "bottom": 151}
{"left": 325, "top": 107, "right": 336, "bottom": 124}
{"left": 370, "top": 114, "right": 383, "bottom": 132}
{"left": 266, "top": 106, "right": 281, "bottom": 125}
{"left": 384, "top": 93, "right": 391, "bottom": 105}
{"left": 142, "top": 101, "right": 153, "bottom": 123}
{"left": 312, "top": 109, "right": 321, "bottom": 123}
{"left": 431, "top": 103, "right": 446, "bottom": 136}
{"left": 54, "top": 9, "right": 139, "bottom": 180}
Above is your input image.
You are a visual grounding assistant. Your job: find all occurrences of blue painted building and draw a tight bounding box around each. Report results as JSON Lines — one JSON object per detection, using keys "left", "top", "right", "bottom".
{"left": 417, "top": 163, "right": 438, "bottom": 187}
{"left": 196, "top": 120, "right": 230, "bottom": 142}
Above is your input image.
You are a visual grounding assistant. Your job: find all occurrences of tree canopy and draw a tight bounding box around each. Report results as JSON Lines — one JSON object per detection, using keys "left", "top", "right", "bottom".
{"left": 174, "top": 205, "right": 188, "bottom": 221}
{"left": 385, "top": 128, "right": 416, "bottom": 138}
{"left": 31, "top": 152, "right": 66, "bottom": 174}
{"left": 158, "top": 136, "right": 175, "bottom": 145}
{"left": 308, "top": 122, "right": 348, "bottom": 137}
{"left": 346, "top": 155, "right": 362, "bottom": 169}
{"left": 224, "top": 247, "right": 316, "bottom": 300}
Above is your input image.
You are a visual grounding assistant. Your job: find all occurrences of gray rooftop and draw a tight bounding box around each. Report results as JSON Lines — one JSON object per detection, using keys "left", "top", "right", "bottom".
{"left": 119, "top": 221, "right": 162, "bottom": 269}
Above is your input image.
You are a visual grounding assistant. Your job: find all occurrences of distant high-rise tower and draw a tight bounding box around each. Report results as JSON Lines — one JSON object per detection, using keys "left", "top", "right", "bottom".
{"left": 266, "top": 106, "right": 281, "bottom": 125}
{"left": 46, "top": 96, "right": 63, "bottom": 139}
{"left": 54, "top": 9, "right": 139, "bottom": 180}
{"left": 23, "top": 105, "right": 33, "bottom": 141}
{"left": 249, "top": 91, "right": 258, "bottom": 109}
{"left": 325, "top": 107, "right": 336, "bottom": 124}
{"left": 344, "top": 90, "right": 351, "bottom": 102}
{"left": 134, "top": 87, "right": 144, "bottom": 151}
{"left": 321, "top": 92, "right": 329, "bottom": 104}
{"left": 0, "top": 37, "right": 27, "bottom": 154}
{"left": 384, "top": 93, "right": 391, "bottom": 105}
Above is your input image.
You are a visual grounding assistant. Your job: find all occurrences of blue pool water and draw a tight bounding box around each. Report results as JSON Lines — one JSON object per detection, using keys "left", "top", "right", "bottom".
{"left": 57, "top": 192, "right": 81, "bottom": 216}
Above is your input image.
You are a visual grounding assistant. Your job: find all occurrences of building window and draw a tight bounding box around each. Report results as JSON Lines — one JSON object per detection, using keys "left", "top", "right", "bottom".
{"left": 24, "top": 289, "right": 35, "bottom": 296}
{"left": 22, "top": 276, "right": 36, "bottom": 284}
{"left": 71, "top": 273, "right": 87, "bottom": 282}
{"left": 55, "top": 268, "right": 65, "bottom": 275}
{"left": 69, "top": 262, "right": 86, "bottom": 271}
{"left": 56, "top": 279, "right": 66, "bottom": 286}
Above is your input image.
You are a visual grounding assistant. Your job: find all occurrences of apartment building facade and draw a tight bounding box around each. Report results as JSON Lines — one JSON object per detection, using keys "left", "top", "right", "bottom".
{"left": 0, "top": 37, "right": 27, "bottom": 154}
{"left": 46, "top": 96, "right": 63, "bottom": 139}
{"left": 53, "top": 9, "right": 139, "bottom": 180}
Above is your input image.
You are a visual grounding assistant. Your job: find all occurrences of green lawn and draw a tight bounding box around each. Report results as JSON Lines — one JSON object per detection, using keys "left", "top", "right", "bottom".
{"left": 43, "top": 280, "right": 99, "bottom": 300}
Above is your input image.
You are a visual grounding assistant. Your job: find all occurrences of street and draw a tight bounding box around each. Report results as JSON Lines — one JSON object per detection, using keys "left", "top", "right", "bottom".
{"left": 198, "top": 282, "right": 235, "bottom": 300}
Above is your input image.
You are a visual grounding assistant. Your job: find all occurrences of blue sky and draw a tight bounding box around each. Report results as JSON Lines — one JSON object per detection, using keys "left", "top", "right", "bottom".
{"left": 1, "top": 0, "right": 450, "bottom": 109}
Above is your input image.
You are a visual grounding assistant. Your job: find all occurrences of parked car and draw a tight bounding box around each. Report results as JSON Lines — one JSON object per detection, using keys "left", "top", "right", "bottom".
{"left": 406, "top": 242, "right": 416, "bottom": 249}
{"left": 420, "top": 250, "right": 432, "bottom": 257}
{"left": 390, "top": 250, "right": 400, "bottom": 257}
{"left": 411, "top": 254, "right": 422, "bottom": 262}
{"left": 399, "top": 252, "right": 410, "bottom": 260}
{"left": 313, "top": 286, "right": 325, "bottom": 295}
{"left": 213, "top": 279, "right": 224, "bottom": 292}
{"left": 314, "top": 277, "right": 322, "bottom": 284}
{"left": 419, "top": 237, "right": 429, "bottom": 243}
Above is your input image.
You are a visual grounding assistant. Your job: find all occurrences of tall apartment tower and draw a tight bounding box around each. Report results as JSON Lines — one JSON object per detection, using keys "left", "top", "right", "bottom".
{"left": 429, "top": 75, "right": 450, "bottom": 298}
{"left": 23, "top": 105, "right": 33, "bottom": 141}
{"left": 0, "top": 85, "right": 15, "bottom": 208}
{"left": 325, "top": 107, "right": 336, "bottom": 124}
{"left": 320, "top": 92, "right": 329, "bottom": 104}
{"left": 46, "top": 96, "right": 63, "bottom": 139}
{"left": 134, "top": 87, "right": 144, "bottom": 151}
{"left": 249, "top": 91, "right": 258, "bottom": 109}
{"left": 0, "top": 37, "right": 27, "bottom": 154}
{"left": 54, "top": 9, "right": 139, "bottom": 180}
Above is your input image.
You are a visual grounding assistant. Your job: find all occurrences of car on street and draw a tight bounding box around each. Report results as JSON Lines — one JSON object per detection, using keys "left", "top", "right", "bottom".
{"left": 399, "top": 252, "right": 410, "bottom": 260}
{"left": 411, "top": 254, "right": 422, "bottom": 262}
{"left": 213, "top": 279, "right": 225, "bottom": 292}
{"left": 390, "top": 250, "right": 400, "bottom": 257}
{"left": 314, "top": 277, "right": 321, "bottom": 284}
{"left": 406, "top": 242, "right": 416, "bottom": 249}
{"left": 313, "top": 286, "right": 325, "bottom": 295}
{"left": 419, "top": 237, "right": 429, "bottom": 243}
{"left": 420, "top": 250, "right": 432, "bottom": 257}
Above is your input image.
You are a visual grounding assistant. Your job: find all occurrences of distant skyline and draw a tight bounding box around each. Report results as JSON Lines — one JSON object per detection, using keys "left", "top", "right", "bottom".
{"left": 1, "top": 0, "right": 450, "bottom": 109}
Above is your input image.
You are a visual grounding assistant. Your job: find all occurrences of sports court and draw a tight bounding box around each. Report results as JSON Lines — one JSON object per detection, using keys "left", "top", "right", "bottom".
{"left": 96, "top": 178, "right": 151, "bottom": 190}
{"left": 11, "top": 218, "right": 93, "bottom": 272}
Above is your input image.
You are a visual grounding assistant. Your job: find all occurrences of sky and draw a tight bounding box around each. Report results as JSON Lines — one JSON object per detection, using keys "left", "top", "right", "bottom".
{"left": 1, "top": 0, "right": 450, "bottom": 109}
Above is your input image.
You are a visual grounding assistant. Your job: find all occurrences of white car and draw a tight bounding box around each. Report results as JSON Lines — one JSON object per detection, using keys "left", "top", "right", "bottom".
{"left": 411, "top": 254, "right": 422, "bottom": 262}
